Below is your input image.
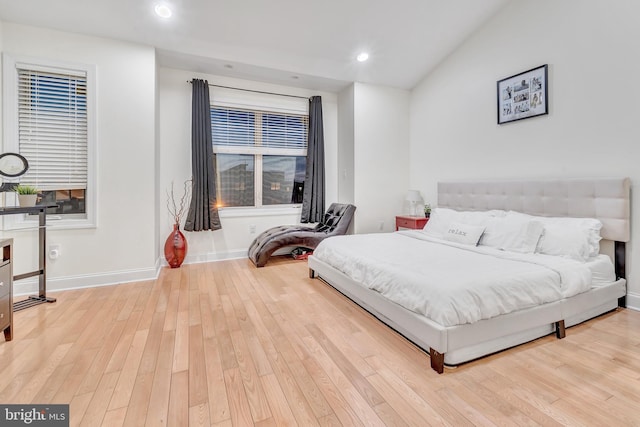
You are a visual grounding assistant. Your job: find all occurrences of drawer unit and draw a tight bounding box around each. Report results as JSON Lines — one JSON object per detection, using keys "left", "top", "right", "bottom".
{"left": 0, "top": 291, "right": 10, "bottom": 331}
{"left": 0, "top": 239, "right": 12, "bottom": 342}
{"left": 395, "top": 215, "right": 429, "bottom": 231}
{"left": 0, "top": 261, "right": 11, "bottom": 298}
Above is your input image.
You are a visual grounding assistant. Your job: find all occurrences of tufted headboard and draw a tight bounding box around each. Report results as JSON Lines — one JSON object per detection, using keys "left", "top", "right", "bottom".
{"left": 437, "top": 178, "right": 631, "bottom": 242}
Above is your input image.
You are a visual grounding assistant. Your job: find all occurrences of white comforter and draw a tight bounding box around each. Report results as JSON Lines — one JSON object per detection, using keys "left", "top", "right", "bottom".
{"left": 313, "top": 231, "right": 594, "bottom": 327}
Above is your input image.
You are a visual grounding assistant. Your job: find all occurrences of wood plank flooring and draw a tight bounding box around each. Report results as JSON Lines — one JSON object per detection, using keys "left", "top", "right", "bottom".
{"left": 1, "top": 256, "right": 640, "bottom": 426}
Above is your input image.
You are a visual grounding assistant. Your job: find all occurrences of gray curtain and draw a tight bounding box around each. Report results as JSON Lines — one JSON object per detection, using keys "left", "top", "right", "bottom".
{"left": 185, "top": 79, "right": 222, "bottom": 231}
{"left": 301, "top": 96, "right": 325, "bottom": 223}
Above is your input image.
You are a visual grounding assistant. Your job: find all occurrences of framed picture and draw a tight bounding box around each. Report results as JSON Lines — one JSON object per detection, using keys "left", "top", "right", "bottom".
{"left": 497, "top": 64, "right": 548, "bottom": 124}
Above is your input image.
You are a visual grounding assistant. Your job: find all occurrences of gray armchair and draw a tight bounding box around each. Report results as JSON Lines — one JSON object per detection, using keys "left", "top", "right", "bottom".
{"left": 248, "top": 203, "right": 356, "bottom": 267}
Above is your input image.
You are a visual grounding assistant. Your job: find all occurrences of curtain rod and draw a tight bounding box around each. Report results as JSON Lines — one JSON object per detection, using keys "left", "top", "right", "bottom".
{"left": 187, "top": 80, "right": 310, "bottom": 100}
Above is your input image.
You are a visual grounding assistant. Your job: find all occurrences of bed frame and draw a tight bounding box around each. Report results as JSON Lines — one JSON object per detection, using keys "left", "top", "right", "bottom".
{"left": 308, "top": 178, "right": 631, "bottom": 373}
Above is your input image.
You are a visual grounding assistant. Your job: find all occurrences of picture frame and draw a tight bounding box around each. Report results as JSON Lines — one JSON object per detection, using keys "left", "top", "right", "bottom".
{"left": 497, "top": 64, "right": 548, "bottom": 124}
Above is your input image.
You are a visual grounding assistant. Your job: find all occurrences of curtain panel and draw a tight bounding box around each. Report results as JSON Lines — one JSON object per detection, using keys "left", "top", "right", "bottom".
{"left": 185, "top": 79, "right": 222, "bottom": 232}
{"left": 301, "top": 96, "right": 325, "bottom": 223}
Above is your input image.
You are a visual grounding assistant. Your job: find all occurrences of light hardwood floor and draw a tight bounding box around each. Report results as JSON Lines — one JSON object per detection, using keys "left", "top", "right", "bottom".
{"left": 2, "top": 257, "right": 640, "bottom": 426}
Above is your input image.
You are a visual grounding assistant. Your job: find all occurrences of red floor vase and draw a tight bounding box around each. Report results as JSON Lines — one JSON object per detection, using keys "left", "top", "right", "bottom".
{"left": 164, "top": 223, "right": 188, "bottom": 268}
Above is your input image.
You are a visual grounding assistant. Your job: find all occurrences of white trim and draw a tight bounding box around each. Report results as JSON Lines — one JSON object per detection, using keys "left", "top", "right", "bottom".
{"left": 2, "top": 53, "right": 97, "bottom": 231}
{"left": 158, "top": 250, "right": 247, "bottom": 268}
{"left": 14, "top": 61, "right": 87, "bottom": 77}
{"left": 160, "top": 250, "right": 248, "bottom": 267}
{"left": 626, "top": 291, "right": 640, "bottom": 312}
{"left": 218, "top": 205, "right": 301, "bottom": 218}
{"left": 210, "top": 86, "right": 308, "bottom": 115}
{"left": 213, "top": 145, "right": 306, "bottom": 157}
{"left": 13, "top": 266, "right": 159, "bottom": 297}
{"left": 255, "top": 153, "right": 263, "bottom": 206}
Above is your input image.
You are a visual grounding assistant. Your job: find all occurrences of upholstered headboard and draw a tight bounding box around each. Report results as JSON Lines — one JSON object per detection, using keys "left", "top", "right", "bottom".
{"left": 438, "top": 178, "right": 631, "bottom": 242}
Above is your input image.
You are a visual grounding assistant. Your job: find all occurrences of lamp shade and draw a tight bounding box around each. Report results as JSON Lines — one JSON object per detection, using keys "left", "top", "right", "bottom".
{"left": 405, "top": 190, "right": 424, "bottom": 203}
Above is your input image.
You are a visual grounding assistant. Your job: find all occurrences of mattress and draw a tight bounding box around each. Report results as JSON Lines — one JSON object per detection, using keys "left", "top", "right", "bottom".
{"left": 313, "top": 230, "right": 615, "bottom": 328}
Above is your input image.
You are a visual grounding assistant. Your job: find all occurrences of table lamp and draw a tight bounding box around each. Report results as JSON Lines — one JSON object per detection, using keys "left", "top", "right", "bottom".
{"left": 406, "top": 190, "right": 424, "bottom": 216}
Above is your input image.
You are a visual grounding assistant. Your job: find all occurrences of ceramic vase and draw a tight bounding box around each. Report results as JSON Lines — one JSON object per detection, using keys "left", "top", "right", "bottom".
{"left": 164, "top": 223, "right": 187, "bottom": 268}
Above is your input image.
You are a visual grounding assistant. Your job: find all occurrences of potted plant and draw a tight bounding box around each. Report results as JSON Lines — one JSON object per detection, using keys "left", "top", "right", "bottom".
{"left": 14, "top": 184, "right": 39, "bottom": 207}
{"left": 424, "top": 203, "right": 431, "bottom": 218}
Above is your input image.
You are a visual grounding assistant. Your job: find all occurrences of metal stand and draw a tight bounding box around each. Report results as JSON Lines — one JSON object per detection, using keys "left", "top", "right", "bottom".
{"left": 0, "top": 205, "right": 57, "bottom": 311}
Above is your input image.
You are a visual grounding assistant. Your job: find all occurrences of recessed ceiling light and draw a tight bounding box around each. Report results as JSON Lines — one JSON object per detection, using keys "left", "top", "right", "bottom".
{"left": 154, "top": 4, "right": 172, "bottom": 18}
{"left": 356, "top": 52, "right": 369, "bottom": 62}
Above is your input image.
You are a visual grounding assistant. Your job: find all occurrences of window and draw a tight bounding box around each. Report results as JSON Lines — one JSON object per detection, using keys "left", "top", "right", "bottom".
{"left": 211, "top": 104, "right": 308, "bottom": 209}
{"left": 3, "top": 55, "right": 96, "bottom": 228}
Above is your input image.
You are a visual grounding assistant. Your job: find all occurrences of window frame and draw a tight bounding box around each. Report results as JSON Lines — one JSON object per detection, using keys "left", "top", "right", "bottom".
{"left": 2, "top": 54, "right": 97, "bottom": 230}
{"left": 211, "top": 105, "right": 308, "bottom": 212}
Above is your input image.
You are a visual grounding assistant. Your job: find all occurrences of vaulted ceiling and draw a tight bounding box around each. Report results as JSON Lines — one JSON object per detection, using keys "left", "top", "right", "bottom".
{"left": 0, "top": 0, "right": 510, "bottom": 91}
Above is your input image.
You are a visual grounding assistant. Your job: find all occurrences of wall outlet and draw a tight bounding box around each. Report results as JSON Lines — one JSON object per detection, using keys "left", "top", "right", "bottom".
{"left": 378, "top": 221, "right": 384, "bottom": 231}
{"left": 49, "top": 244, "right": 61, "bottom": 260}
{"left": 249, "top": 225, "right": 256, "bottom": 234}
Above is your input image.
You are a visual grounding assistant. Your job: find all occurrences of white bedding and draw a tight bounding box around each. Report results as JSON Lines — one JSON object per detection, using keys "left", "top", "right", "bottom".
{"left": 588, "top": 254, "right": 616, "bottom": 286}
{"left": 313, "top": 230, "right": 612, "bottom": 327}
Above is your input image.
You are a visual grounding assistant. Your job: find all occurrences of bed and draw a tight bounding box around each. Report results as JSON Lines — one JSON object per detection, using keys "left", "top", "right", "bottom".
{"left": 307, "top": 178, "right": 630, "bottom": 373}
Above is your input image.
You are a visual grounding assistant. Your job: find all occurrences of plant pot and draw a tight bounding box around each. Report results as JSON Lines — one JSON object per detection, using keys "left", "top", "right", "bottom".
{"left": 18, "top": 194, "right": 37, "bottom": 207}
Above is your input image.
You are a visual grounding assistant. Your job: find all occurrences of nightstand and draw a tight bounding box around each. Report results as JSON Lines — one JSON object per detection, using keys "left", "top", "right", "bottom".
{"left": 395, "top": 215, "right": 429, "bottom": 231}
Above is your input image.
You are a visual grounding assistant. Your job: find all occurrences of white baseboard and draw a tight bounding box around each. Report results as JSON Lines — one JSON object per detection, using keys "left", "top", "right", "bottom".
{"left": 626, "top": 291, "right": 640, "bottom": 311}
{"left": 13, "top": 266, "right": 159, "bottom": 297}
{"left": 159, "top": 249, "right": 248, "bottom": 267}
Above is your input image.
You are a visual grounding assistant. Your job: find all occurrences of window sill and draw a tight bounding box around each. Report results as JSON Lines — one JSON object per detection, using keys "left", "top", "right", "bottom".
{"left": 1, "top": 214, "right": 95, "bottom": 231}
{"left": 218, "top": 205, "right": 302, "bottom": 219}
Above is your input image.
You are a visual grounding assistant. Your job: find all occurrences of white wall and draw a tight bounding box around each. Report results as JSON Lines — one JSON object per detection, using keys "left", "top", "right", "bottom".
{"left": 0, "top": 22, "right": 343, "bottom": 293}
{"left": 0, "top": 23, "right": 158, "bottom": 294}
{"left": 410, "top": 0, "right": 640, "bottom": 308}
{"left": 157, "top": 67, "right": 339, "bottom": 263}
{"left": 354, "top": 83, "right": 410, "bottom": 233}
{"left": 337, "top": 84, "right": 354, "bottom": 205}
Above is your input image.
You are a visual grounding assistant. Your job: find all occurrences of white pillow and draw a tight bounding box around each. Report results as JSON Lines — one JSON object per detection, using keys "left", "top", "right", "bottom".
{"left": 423, "top": 208, "right": 504, "bottom": 239}
{"left": 480, "top": 214, "right": 544, "bottom": 253}
{"left": 442, "top": 222, "right": 486, "bottom": 246}
{"left": 537, "top": 223, "right": 591, "bottom": 261}
{"left": 540, "top": 217, "right": 602, "bottom": 258}
{"left": 422, "top": 208, "right": 454, "bottom": 238}
{"left": 507, "top": 211, "right": 602, "bottom": 259}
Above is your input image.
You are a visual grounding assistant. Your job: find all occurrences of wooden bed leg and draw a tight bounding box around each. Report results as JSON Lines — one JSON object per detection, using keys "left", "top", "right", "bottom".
{"left": 555, "top": 320, "right": 566, "bottom": 339}
{"left": 429, "top": 348, "right": 444, "bottom": 374}
{"left": 309, "top": 268, "right": 316, "bottom": 279}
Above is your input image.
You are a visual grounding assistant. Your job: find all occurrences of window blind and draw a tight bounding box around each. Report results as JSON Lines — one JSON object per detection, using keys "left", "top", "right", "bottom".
{"left": 262, "top": 112, "right": 308, "bottom": 150}
{"left": 211, "top": 108, "right": 256, "bottom": 147}
{"left": 17, "top": 68, "right": 88, "bottom": 191}
{"left": 211, "top": 107, "right": 308, "bottom": 152}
